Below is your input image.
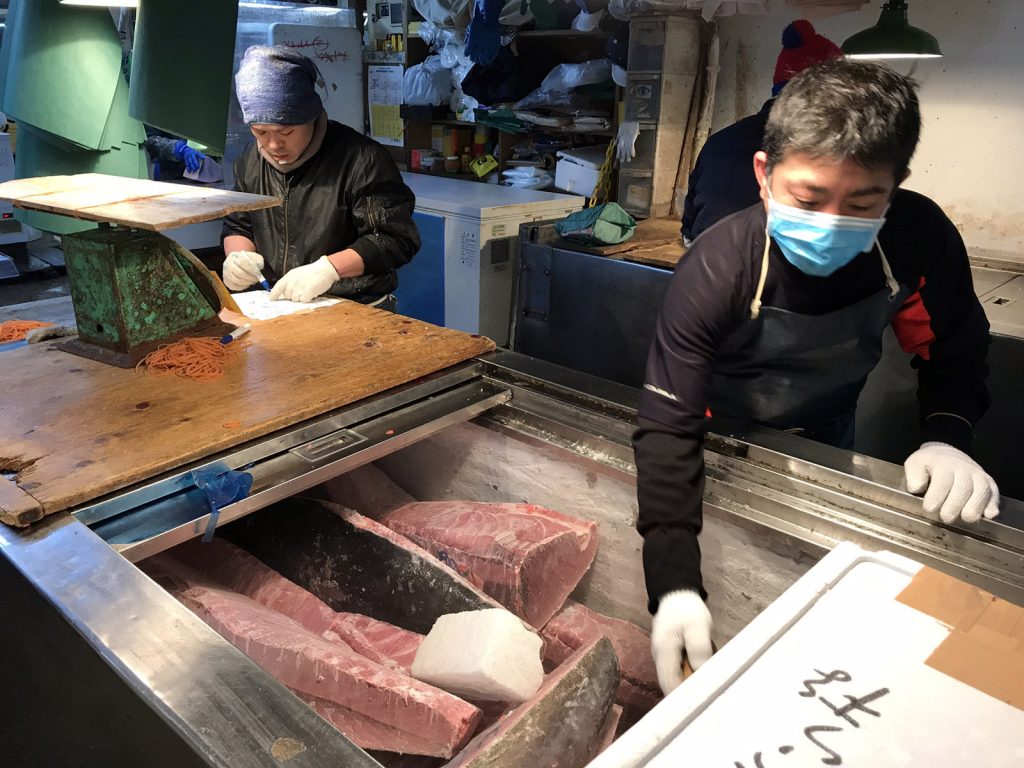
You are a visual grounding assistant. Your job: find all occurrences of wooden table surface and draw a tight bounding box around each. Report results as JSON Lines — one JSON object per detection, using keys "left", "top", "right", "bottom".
{"left": 0, "top": 301, "right": 494, "bottom": 527}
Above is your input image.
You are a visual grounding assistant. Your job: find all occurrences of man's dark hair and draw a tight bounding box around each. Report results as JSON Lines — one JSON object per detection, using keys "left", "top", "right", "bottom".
{"left": 764, "top": 59, "right": 921, "bottom": 179}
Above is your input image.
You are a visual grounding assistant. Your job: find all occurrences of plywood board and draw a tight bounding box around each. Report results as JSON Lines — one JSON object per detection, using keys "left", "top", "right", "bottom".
{"left": 563, "top": 217, "right": 685, "bottom": 270}
{"left": 0, "top": 174, "right": 280, "bottom": 230}
{"left": 621, "top": 242, "right": 685, "bottom": 270}
{"left": 0, "top": 303, "right": 495, "bottom": 526}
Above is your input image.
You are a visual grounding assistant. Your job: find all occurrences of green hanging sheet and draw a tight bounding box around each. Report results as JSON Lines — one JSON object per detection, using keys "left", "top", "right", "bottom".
{"left": 129, "top": 0, "right": 239, "bottom": 155}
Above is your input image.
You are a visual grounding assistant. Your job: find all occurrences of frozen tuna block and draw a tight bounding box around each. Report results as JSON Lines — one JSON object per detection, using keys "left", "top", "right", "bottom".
{"left": 412, "top": 609, "right": 544, "bottom": 703}
{"left": 222, "top": 498, "right": 507, "bottom": 635}
{"left": 143, "top": 555, "right": 481, "bottom": 758}
{"left": 172, "top": 537, "right": 424, "bottom": 673}
{"left": 380, "top": 501, "right": 599, "bottom": 628}
{"left": 541, "top": 600, "right": 661, "bottom": 714}
{"left": 444, "top": 636, "right": 620, "bottom": 768}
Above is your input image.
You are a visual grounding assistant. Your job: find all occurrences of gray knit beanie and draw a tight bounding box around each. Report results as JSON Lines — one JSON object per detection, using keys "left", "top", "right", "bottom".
{"left": 235, "top": 45, "right": 323, "bottom": 125}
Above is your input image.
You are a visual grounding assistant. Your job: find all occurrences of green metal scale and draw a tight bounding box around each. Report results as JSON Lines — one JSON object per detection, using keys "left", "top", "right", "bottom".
{"left": 0, "top": 173, "right": 280, "bottom": 367}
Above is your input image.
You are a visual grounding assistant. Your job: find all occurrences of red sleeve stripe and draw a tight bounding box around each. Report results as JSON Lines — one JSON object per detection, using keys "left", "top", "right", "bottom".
{"left": 891, "top": 277, "right": 935, "bottom": 361}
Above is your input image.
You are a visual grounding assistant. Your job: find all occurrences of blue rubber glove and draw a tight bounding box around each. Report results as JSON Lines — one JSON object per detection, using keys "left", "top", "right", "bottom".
{"left": 465, "top": 0, "right": 502, "bottom": 66}
{"left": 174, "top": 139, "right": 206, "bottom": 174}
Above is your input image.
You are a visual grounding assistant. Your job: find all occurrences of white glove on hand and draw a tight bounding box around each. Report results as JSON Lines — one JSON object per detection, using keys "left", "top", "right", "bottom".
{"left": 269, "top": 256, "right": 339, "bottom": 303}
{"left": 650, "top": 589, "right": 713, "bottom": 695}
{"left": 223, "top": 250, "right": 264, "bottom": 292}
{"left": 615, "top": 121, "right": 640, "bottom": 164}
{"left": 904, "top": 442, "right": 1000, "bottom": 524}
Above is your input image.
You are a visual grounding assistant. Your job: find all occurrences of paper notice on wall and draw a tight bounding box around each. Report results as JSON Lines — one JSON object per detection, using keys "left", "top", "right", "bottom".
{"left": 368, "top": 64, "right": 404, "bottom": 147}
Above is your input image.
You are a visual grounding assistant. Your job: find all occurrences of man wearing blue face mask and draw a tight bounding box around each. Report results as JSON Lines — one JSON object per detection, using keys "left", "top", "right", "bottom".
{"left": 635, "top": 59, "right": 997, "bottom": 695}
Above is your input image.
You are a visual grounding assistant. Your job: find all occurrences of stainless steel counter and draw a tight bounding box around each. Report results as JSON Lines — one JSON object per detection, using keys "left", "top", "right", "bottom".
{"left": 1, "top": 351, "right": 1022, "bottom": 766}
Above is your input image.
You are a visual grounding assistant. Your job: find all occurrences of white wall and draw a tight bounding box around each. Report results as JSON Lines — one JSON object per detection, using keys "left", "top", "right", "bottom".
{"left": 711, "top": 0, "right": 1024, "bottom": 258}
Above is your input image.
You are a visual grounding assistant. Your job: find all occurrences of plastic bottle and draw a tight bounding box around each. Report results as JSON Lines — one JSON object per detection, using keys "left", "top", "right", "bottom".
{"left": 461, "top": 147, "right": 472, "bottom": 173}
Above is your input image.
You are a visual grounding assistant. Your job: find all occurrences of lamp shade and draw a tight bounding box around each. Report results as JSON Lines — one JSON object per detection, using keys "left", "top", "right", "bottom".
{"left": 842, "top": 1, "right": 942, "bottom": 60}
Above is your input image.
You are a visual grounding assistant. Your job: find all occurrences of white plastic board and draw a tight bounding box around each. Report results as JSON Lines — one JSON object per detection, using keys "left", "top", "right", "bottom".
{"left": 603, "top": 546, "right": 1024, "bottom": 768}
{"left": 270, "top": 23, "right": 364, "bottom": 133}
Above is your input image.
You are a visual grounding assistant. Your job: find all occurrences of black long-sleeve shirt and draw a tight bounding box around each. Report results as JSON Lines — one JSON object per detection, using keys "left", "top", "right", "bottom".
{"left": 637, "top": 190, "right": 991, "bottom": 611}
{"left": 681, "top": 100, "right": 772, "bottom": 243}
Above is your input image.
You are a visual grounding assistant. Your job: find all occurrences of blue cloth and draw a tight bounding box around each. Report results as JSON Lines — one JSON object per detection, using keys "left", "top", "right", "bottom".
{"left": 190, "top": 462, "right": 252, "bottom": 542}
{"left": 681, "top": 99, "right": 773, "bottom": 243}
{"left": 235, "top": 45, "right": 323, "bottom": 126}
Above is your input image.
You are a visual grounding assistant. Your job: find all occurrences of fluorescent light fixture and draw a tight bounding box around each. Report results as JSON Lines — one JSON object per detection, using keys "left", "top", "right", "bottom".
{"left": 842, "top": 1, "right": 942, "bottom": 60}
{"left": 238, "top": 2, "right": 339, "bottom": 11}
{"left": 60, "top": 0, "right": 139, "bottom": 6}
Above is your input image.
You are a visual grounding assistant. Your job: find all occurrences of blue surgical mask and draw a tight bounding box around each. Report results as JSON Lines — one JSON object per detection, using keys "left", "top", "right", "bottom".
{"left": 765, "top": 184, "right": 887, "bottom": 277}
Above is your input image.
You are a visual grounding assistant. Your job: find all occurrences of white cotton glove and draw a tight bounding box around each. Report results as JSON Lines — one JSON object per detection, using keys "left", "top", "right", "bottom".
{"left": 904, "top": 442, "right": 1000, "bottom": 524}
{"left": 615, "top": 121, "right": 640, "bottom": 164}
{"left": 650, "top": 589, "right": 714, "bottom": 695}
{"left": 269, "top": 256, "right": 339, "bottom": 303}
{"left": 223, "top": 250, "right": 264, "bottom": 292}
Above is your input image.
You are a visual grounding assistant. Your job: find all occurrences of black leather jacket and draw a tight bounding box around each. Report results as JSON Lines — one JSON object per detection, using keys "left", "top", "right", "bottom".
{"left": 222, "top": 120, "right": 420, "bottom": 302}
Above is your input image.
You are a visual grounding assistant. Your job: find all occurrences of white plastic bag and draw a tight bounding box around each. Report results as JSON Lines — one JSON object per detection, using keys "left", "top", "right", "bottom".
{"left": 413, "top": 0, "right": 473, "bottom": 28}
{"left": 513, "top": 59, "right": 612, "bottom": 110}
{"left": 413, "top": 0, "right": 534, "bottom": 28}
{"left": 501, "top": 167, "right": 554, "bottom": 190}
{"left": 403, "top": 56, "right": 453, "bottom": 106}
{"left": 609, "top": 0, "right": 765, "bottom": 20}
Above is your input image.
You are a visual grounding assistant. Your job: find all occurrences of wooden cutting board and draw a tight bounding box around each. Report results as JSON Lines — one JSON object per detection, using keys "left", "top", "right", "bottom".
{"left": 0, "top": 302, "right": 494, "bottom": 527}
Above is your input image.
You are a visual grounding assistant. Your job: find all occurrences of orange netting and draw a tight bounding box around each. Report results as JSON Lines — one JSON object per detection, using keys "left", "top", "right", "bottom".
{"left": 0, "top": 320, "right": 54, "bottom": 343}
{"left": 136, "top": 337, "right": 251, "bottom": 382}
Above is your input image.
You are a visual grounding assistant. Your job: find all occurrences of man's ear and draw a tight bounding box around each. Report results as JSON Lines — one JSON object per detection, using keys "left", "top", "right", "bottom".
{"left": 753, "top": 151, "right": 769, "bottom": 202}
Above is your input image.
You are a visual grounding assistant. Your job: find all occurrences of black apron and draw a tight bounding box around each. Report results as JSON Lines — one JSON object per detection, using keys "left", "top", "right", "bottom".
{"left": 710, "top": 232, "right": 911, "bottom": 449}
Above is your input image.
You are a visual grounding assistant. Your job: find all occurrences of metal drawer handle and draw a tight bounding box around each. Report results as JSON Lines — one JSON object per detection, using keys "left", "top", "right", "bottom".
{"left": 290, "top": 429, "right": 368, "bottom": 464}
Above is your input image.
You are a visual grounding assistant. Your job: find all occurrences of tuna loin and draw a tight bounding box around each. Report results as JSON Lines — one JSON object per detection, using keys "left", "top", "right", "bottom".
{"left": 171, "top": 537, "right": 336, "bottom": 633}
{"left": 320, "top": 463, "right": 416, "bottom": 518}
{"left": 542, "top": 600, "right": 661, "bottom": 714}
{"left": 143, "top": 555, "right": 481, "bottom": 758}
{"left": 293, "top": 690, "right": 455, "bottom": 756}
{"left": 379, "top": 501, "right": 599, "bottom": 629}
{"left": 222, "top": 498, "right": 507, "bottom": 635}
{"left": 171, "top": 537, "right": 423, "bottom": 673}
{"left": 324, "top": 612, "right": 422, "bottom": 674}
{"left": 443, "top": 636, "right": 619, "bottom": 768}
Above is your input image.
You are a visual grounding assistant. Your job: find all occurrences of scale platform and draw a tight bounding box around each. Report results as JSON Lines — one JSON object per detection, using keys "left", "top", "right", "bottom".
{"left": 0, "top": 173, "right": 281, "bottom": 366}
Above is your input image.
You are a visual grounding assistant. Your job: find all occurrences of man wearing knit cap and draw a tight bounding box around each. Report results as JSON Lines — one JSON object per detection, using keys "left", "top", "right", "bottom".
{"left": 681, "top": 20, "right": 841, "bottom": 244}
{"left": 223, "top": 46, "right": 419, "bottom": 305}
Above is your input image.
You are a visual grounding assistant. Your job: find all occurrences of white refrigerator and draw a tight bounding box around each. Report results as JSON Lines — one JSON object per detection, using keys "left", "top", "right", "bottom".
{"left": 399, "top": 174, "right": 584, "bottom": 346}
